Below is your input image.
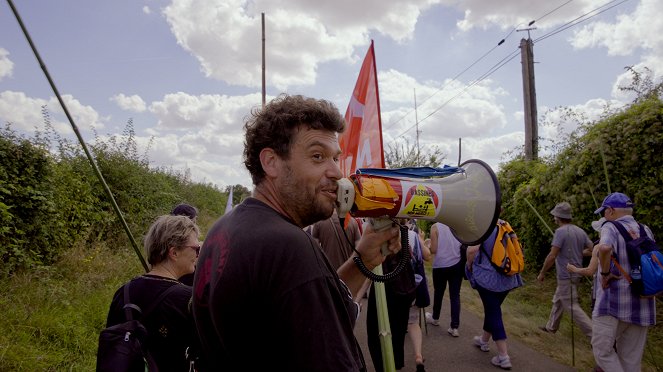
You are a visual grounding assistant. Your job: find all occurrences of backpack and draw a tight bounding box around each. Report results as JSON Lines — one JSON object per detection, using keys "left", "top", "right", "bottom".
{"left": 480, "top": 221, "right": 525, "bottom": 276}
{"left": 409, "top": 230, "right": 430, "bottom": 308}
{"left": 96, "top": 281, "right": 179, "bottom": 372}
{"left": 605, "top": 220, "right": 663, "bottom": 297}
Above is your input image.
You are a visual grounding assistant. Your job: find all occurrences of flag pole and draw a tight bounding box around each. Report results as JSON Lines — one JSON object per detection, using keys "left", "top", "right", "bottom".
{"left": 369, "top": 40, "right": 395, "bottom": 371}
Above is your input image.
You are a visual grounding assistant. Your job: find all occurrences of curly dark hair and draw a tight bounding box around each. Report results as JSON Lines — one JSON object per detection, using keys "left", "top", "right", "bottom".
{"left": 243, "top": 94, "right": 346, "bottom": 185}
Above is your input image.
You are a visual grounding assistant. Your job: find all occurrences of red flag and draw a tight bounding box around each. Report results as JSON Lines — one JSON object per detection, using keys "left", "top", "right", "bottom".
{"left": 339, "top": 41, "right": 385, "bottom": 177}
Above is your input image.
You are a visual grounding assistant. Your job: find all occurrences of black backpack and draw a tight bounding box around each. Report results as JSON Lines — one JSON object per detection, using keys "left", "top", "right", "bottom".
{"left": 96, "top": 280, "right": 179, "bottom": 372}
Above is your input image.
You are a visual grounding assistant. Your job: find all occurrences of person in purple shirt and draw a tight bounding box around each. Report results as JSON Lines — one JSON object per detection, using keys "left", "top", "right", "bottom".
{"left": 466, "top": 219, "right": 523, "bottom": 370}
{"left": 594, "top": 192, "right": 656, "bottom": 372}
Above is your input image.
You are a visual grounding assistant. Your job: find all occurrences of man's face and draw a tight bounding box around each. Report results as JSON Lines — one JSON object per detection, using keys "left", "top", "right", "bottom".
{"left": 275, "top": 127, "right": 343, "bottom": 227}
{"left": 603, "top": 207, "right": 615, "bottom": 221}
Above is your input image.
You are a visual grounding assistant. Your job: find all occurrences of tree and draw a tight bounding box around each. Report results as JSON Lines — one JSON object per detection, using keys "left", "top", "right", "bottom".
{"left": 384, "top": 138, "right": 446, "bottom": 168}
{"left": 225, "top": 184, "right": 251, "bottom": 205}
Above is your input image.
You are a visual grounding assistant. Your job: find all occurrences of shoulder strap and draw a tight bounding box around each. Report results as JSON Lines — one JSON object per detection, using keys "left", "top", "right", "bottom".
{"left": 604, "top": 220, "right": 634, "bottom": 283}
{"left": 605, "top": 220, "right": 633, "bottom": 242}
{"left": 122, "top": 280, "right": 141, "bottom": 321}
{"left": 141, "top": 283, "right": 182, "bottom": 320}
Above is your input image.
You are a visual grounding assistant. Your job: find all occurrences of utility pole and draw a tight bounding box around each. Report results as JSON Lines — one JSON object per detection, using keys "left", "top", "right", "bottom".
{"left": 414, "top": 88, "right": 420, "bottom": 155}
{"left": 518, "top": 27, "right": 538, "bottom": 160}
{"left": 261, "top": 12, "right": 266, "bottom": 108}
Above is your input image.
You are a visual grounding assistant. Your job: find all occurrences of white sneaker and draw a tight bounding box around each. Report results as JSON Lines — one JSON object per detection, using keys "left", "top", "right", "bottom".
{"left": 447, "top": 327, "right": 459, "bottom": 337}
{"left": 425, "top": 312, "right": 439, "bottom": 326}
{"left": 491, "top": 354, "right": 512, "bottom": 370}
{"left": 473, "top": 335, "right": 490, "bottom": 352}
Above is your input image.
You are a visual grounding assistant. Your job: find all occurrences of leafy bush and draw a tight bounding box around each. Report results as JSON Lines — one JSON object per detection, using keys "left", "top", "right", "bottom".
{"left": 0, "top": 117, "right": 231, "bottom": 276}
{"left": 498, "top": 94, "right": 663, "bottom": 268}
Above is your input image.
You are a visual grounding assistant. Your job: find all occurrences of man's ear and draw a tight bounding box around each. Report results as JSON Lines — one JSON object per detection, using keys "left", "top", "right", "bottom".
{"left": 260, "top": 148, "right": 281, "bottom": 178}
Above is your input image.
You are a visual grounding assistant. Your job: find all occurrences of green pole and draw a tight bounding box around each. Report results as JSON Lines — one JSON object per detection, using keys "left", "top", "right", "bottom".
{"left": 524, "top": 198, "right": 554, "bottom": 236}
{"left": 373, "top": 265, "right": 396, "bottom": 372}
{"left": 8, "top": 0, "right": 149, "bottom": 272}
{"left": 600, "top": 147, "right": 611, "bottom": 194}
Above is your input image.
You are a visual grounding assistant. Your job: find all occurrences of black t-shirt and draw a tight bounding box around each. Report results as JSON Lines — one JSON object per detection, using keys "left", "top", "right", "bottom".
{"left": 106, "top": 275, "right": 194, "bottom": 371}
{"left": 193, "top": 198, "right": 365, "bottom": 371}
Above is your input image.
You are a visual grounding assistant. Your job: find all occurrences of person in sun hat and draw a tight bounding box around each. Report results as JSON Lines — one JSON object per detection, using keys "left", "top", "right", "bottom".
{"left": 537, "top": 201, "right": 594, "bottom": 339}
{"left": 593, "top": 192, "right": 656, "bottom": 372}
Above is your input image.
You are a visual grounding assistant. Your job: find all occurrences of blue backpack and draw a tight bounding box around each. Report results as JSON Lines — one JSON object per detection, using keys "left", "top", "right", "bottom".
{"left": 606, "top": 221, "right": 663, "bottom": 297}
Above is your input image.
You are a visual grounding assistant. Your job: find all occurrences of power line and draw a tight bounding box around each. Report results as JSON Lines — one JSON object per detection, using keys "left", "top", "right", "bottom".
{"left": 386, "top": 0, "right": 629, "bottom": 145}
{"left": 534, "top": 0, "right": 629, "bottom": 44}
{"left": 384, "top": 0, "right": 577, "bottom": 138}
{"left": 390, "top": 48, "right": 521, "bottom": 140}
{"left": 383, "top": 41, "right": 505, "bottom": 132}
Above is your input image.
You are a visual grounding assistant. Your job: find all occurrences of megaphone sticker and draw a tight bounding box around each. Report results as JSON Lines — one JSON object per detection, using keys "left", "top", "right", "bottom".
{"left": 400, "top": 183, "right": 442, "bottom": 218}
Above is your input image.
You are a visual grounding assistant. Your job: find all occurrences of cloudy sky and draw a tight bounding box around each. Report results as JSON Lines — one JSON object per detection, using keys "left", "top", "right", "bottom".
{"left": 1, "top": 0, "right": 660, "bottom": 190}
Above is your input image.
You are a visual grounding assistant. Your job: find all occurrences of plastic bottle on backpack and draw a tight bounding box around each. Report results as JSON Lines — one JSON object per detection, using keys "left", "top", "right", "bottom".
{"left": 631, "top": 268, "right": 642, "bottom": 281}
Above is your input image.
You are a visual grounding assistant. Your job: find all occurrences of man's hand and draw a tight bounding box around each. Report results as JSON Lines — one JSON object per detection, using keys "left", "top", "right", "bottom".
{"left": 566, "top": 263, "right": 578, "bottom": 273}
{"left": 537, "top": 272, "right": 545, "bottom": 282}
{"left": 355, "top": 222, "right": 401, "bottom": 271}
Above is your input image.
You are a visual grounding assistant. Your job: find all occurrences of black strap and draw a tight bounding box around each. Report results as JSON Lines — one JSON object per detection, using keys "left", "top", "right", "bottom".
{"left": 122, "top": 281, "right": 140, "bottom": 321}
{"left": 605, "top": 220, "right": 633, "bottom": 243}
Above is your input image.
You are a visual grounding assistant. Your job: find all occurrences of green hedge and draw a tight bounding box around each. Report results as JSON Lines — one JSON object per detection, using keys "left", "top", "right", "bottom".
{"left": 498, "top": 96, "right": 663, "bottom": 268}
{"left": 0, "top": 121, "right": 231, "bottom": 276}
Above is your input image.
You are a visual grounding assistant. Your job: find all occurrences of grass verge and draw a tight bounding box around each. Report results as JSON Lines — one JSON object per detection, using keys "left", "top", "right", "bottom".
{"left": 459, "top": 270, "right": 663, "bottom": 372}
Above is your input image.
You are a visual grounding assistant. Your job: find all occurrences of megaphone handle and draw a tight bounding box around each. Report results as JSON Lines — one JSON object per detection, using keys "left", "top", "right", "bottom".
{"left": 352, "top": 223, "right": 411, "bottom": 283}
{"left": 366, "top": 217, "right": 395, "bottom": 256}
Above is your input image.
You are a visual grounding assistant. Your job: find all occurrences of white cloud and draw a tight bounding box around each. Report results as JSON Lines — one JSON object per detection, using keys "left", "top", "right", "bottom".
{"left": 111, "top": 93, "right": 147, "bottom": 112}
{"left": 162, "top": 0, "right": 440, "bottom": 89}
{"left": 570, "top": 0, "right": 662, "bottom": 55}
{"left": 0, "top": 91, "right": 104, "bottom": 134}
{"left": 149, "top": 91, "right": 263, "bottom": 131}
{"left": 143, "top": 6, "right": 152, "bottom": 15}
{"left": 451, "top": 0, "right": 603, "bottom": 32}
{"left": 140, "top": 92, "right": 266, "bottom": 187}
{"left": 0, "top": 48, "right": 14, "bottom": 81}
{"left": 378, "top": 68, "right": 509, "bottom": 145}
{"left": 570, "top": 0, "right": 663, "bottom": 78}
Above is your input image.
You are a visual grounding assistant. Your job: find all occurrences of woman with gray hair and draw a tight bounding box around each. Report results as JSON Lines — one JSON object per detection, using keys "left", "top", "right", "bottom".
{"left": 104, "top": 215, "right": 200, "bottom": 371}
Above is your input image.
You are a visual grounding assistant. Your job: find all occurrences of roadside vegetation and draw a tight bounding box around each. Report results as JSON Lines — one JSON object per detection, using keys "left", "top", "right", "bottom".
{"left": 1, "top": 67, "right": 661, "bottom": 370}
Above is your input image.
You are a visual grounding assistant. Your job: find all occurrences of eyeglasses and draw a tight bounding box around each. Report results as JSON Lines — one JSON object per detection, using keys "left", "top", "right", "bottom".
{"left": 183, "top": 245, "right": 201, "bottom": 255}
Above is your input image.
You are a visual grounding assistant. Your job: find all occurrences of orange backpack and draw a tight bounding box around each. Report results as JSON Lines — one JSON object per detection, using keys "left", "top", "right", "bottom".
{"left": 481, "top": 221, "right": 525, "bottom": 276}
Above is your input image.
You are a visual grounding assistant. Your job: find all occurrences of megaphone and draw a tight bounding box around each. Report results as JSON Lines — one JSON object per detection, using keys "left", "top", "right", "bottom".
{"left": 337, "top": 159, "right": 501, "bottom": 245}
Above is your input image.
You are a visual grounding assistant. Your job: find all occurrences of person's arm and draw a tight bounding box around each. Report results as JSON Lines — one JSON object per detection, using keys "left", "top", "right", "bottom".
{"left": 567, "top": 246, "right": 599, "bottom": 276}
{"left": 420, "top": 233, "right": 432, "bottom": 261}
{"left": 337, "top": 223, "right": 400, "bottom": 298}
{"left": 597, "top": 243, "right": 620, "bottom": 288}
{"left": 537, "top": 246, "right": 560, "bottom": 282}
{"left": 429, "top": 224, "right": 438, "bottom": 255}
{"left": 465, "top": 245, "right": 479, "bottom": 271}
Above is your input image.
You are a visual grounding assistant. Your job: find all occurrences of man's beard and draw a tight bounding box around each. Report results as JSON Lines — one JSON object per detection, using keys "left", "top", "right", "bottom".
{"left": 278, "top": 164, "right": 335, "bottom": 226}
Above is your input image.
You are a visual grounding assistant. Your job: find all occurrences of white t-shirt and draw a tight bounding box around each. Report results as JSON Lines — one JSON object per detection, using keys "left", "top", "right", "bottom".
{"left": 432, "top": 222, "right": 462, "bottom": 268}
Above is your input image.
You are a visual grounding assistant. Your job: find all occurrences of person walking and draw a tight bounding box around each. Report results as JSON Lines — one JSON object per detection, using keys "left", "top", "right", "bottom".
{"left": 537, "top": 202, "right": 593, "bottom": 339}
{"left": 103, "top": 215, "right": 200, "bottom": 371}
{"left": 426, "top": 222, "right": 464, "bottom": 337}
{"left": 466, "top": 219, "right": 524, "bottom": 370}
{"left": 593, "top": 192, "right": 657, "bottom": 372}
{"left": 192, "top": 94, "right": 401, "bottom": 371}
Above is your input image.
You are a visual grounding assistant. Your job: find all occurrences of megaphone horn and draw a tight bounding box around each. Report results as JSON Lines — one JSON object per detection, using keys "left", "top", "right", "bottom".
{"left": 337, "top": 159, "right": 501, "bottom": 245}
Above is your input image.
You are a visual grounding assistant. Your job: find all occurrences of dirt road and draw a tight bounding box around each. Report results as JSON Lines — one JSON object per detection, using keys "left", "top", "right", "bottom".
{"left": 353, "top": 296, "right": 576, "bottom": 372}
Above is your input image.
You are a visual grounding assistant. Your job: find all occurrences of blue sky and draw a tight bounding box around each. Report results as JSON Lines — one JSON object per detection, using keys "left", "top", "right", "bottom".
{"left": 1, "top": 0, "right": 660, "bottom": 189}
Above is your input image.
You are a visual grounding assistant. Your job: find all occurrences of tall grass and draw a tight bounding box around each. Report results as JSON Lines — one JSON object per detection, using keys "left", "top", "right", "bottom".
{"left": 0, "top": 242, "right": 142, "bottom": 371}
